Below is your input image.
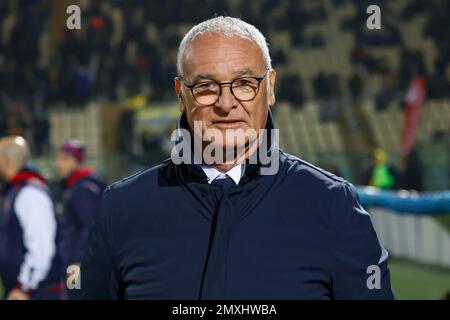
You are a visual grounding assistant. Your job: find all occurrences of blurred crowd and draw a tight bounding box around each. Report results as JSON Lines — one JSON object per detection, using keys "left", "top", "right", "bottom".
{"left": 0, "top": 0, "right": 449, "bottom": 180}
{"left": 1, "top": 0, "right": 449, "bottom": 109}
{"left": 348, "top": 0, "right": 450, "bottom": 111}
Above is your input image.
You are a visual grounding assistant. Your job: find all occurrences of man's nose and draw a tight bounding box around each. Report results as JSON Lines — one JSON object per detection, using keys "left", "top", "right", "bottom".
{"left": 215, "top": 85, "right": 238, "bottom": 113}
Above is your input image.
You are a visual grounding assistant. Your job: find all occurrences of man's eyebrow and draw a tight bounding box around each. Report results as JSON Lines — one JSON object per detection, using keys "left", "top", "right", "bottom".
{"left": 188, "top": 68, "right": 259, "bottom": 83}
{"left": 189, "top": 74, "right": 215, "bottom": 83}
{"left": 232, "top": 68, "right": 257, "bottom": 77}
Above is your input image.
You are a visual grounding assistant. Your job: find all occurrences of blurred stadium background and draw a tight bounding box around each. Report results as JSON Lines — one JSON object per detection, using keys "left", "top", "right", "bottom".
{"left": 0, "top": 0, "right": 449, "bottom": 299}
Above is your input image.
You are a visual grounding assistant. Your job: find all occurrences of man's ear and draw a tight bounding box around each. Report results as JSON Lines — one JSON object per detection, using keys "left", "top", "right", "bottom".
{"left": 174, "top": 77, "right": 186, "bottom": 113}
{"left": 268, "top": 69, "right": 277, "bottom": 107}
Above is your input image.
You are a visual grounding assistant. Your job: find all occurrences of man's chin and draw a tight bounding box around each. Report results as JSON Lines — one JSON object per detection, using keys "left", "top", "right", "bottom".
{"left": 201, "top": 141, "right": 250, "bottom": 164}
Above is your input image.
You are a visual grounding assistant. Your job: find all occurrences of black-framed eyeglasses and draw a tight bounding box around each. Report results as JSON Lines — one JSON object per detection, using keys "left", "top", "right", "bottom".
{"left": 180, "top": 68, "right": 270, "bottom": 106}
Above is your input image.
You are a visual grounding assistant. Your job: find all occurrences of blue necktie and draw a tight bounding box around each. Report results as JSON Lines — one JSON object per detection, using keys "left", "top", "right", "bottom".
{"left": 211, "top": 175, "right": 235, "bottom": 190}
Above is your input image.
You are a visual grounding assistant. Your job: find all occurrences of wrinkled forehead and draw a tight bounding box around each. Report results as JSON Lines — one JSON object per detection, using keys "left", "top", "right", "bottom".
{"left": 181, "top": 33, "right": 267, "bottom": 80}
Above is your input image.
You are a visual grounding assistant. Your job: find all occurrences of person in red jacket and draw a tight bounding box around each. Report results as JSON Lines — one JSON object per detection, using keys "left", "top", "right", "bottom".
{"left": 55, "top": 139, "right": 105, "bottom": 293}
{"left": 0, "top": 136, "right": 61, "bottom": 300}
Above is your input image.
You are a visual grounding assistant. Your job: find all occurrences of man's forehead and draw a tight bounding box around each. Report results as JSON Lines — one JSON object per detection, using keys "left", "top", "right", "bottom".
{"left": 0, "top": 139, "right": 13, "bottom": 150}
{"left": 182, "top": 33, "right": 266, "bottom": 78}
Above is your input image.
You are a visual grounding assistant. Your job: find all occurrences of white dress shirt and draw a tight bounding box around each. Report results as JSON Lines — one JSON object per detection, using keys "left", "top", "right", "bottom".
{"left": 200, "top": 163, "right": 245, "bottom": 185}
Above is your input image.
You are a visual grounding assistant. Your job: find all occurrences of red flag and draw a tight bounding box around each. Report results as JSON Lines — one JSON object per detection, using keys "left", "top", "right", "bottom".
{"left": 401, "top": 74, "right": 426, "bottom": 155}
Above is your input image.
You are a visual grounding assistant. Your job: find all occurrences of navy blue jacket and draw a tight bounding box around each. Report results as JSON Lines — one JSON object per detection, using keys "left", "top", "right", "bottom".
{"left": 58, "top": 167, "right": 105, "bottom": 272}
{"left": 78, "top": 112, "right": 394, "bottom": 300}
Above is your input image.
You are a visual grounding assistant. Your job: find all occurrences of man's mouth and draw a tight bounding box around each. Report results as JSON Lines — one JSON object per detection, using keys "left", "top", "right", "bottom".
{"left": 211, "top": 120, "right": 245, "bottom": 129}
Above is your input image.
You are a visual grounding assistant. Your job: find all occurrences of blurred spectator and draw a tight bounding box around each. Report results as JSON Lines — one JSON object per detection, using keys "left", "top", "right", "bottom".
{"left": 0, "top": 136, "right": 62, "bottom": 300}
{"left": 364, "top": 148, "right": 398, "bottom": 189}
{"left": 395, "top": 148, "right": 423, "bottom": 191}
{"left": 55, "top": 139, "right": 106, "bottom": 297}
{"left": 375, "top": 71, "right": 399, "bottom": 111}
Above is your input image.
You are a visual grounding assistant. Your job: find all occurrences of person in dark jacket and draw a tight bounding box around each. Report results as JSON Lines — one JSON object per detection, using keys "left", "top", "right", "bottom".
{"left": 395, "top": 148, "right": 423, "bottom": 192}
{"left": 55, "top": 140, "right": 105, "bottom": 284}
{"left": 0, "top": 136, "right": 61, "bottom": 300}
{"left": 78, "top": 16, "right": 394, "bottom": 300}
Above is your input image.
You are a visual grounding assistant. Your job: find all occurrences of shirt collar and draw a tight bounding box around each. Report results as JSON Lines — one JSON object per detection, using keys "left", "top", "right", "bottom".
{"left": 200, "top": 163, "right": 245, "bottom": 185}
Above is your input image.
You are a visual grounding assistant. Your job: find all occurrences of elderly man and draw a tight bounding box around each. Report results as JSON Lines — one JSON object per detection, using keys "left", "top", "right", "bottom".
{"left": 0, "top": 136, "right": 61, "bottom": 299}
{"left": 79, "top": 16, "right": 394, "bottom": 299}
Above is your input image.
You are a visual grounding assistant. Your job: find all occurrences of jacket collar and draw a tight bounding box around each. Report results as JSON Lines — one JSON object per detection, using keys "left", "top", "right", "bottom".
{"left": 64, "top": 167, "right": 95, "bottom": 187}
{"left": 5, "top": 166, "right": 47, "bottom": 192}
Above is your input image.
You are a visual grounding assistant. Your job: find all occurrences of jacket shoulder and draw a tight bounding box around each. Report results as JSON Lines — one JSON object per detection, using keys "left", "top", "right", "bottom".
{"left": 103, "top": 158, "right": 174, "bottom": 199}
{"left": 72, "top": 174, "right": 106, "bottom": 195}
{"left": 278, "top": 150, "right": 365, "bottom": 229}
{"left": 279, "top": 150, "right": 348, "bottom": 189}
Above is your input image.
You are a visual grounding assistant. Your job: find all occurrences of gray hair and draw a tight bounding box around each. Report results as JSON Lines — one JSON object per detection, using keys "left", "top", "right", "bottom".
{"left": 177, "top": 16, "right": 272, "bottom": 76}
